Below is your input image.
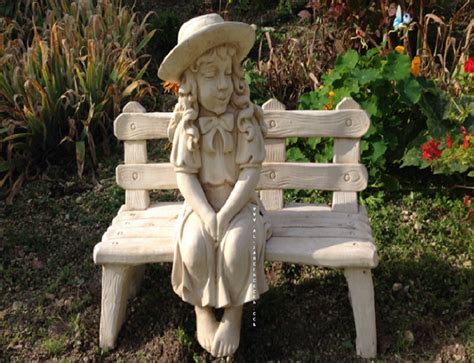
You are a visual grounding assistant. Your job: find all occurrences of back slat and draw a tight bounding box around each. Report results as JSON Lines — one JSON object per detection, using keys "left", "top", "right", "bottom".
{"left": 114, "top": 109, "right": 370, "bottom": 140}
{"left": 261, "top": 98, "right": 286, "bottom": 210}
{"left": 122, "top": 102, "right": 150, "bottom": 210}
{"left": 116, "top": 162, "right": 368, "bottom": 191}
{"left": 333, "top": 98, "right": 362, "bottom": 213}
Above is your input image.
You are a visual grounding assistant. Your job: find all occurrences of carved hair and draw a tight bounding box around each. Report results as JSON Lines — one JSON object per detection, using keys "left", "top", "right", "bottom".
{"left": 167, "top": 44, "right": 267, "bottom": 152}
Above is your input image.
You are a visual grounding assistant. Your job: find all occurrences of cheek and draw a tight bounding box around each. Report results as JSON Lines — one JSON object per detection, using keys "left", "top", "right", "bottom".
{"left": 225, "top": 78, "right": 233, "bottom": 94}
{"left": 197, "top": 79, "right": 213, "bottom": 100}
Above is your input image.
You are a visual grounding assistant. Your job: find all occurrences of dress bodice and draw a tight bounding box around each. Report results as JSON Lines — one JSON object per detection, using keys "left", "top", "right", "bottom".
{"left": 169, "top": 108, "right": 266, "bottom": 186}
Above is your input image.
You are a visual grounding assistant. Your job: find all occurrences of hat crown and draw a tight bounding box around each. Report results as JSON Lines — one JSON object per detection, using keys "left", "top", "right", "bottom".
{"left": 158, "top": 14, "right": 254, "bottom": 82}
{"left": 178, "top": 14, "right": 224, "bottom": 44}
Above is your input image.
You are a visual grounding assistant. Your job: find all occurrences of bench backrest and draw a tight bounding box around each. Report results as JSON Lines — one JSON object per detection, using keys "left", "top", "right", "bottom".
{"left": 114, "top": 98, "right": 370, "bottom": 214}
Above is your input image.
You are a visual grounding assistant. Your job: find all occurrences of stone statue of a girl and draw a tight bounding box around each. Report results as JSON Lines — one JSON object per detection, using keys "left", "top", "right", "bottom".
{"left": 158, "top": 14, "right": 271, "bottom": 357}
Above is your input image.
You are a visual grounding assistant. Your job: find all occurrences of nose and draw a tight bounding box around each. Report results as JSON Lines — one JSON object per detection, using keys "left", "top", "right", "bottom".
{"left": 217, "top": 73, "right": 229, "bottom": 91}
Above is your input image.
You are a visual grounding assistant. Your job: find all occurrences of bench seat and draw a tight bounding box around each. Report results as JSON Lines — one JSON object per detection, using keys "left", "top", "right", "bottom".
{"left": 94, "top": 202, "right": 378, "bottom": 269}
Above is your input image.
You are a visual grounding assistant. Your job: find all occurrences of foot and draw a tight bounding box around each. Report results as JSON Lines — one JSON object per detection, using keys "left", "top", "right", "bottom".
{"left": 211, "top": 305, "right": 243, "bottom": 357}
{"left": 195, "top": 306, "right": 218, "bottom": 353}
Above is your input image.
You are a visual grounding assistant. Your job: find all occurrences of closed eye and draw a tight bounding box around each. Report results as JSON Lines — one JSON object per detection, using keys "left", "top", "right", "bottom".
{"left": 200, "top": 65, "right": 217, "bottom": 78}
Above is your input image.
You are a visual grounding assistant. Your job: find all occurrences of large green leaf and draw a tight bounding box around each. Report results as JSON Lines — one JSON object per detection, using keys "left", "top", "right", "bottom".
{"left": 351, "top": 68, "right": 380, "bottom": 85}
{"left": 369, "top": 141, "right": 388, "bottom": 162}
{"left": 307, "top": 137, "right": 321, "bottom": 150}
{"left": 361, "top": 98, "right": 378, "bottom": 118}
{"left": 335, "top": 49, "right": 359, "bottom": 70}
{"left": 396, "top": 78, "right": 422, "bottom": 105}
{"left": 419, "top": 90, "right": 451, "bottom": 138}
{"left": 400, "top": 146, "right": 429, "bottom": 169}
{"left": 382, "top": 53, "right": 410, "bottom": 81}
{"left": 286, "top": 147, "right": 308, "bottom": 161}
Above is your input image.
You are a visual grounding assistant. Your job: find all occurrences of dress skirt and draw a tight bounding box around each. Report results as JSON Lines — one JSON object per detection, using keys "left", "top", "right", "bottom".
{"left": 171, "top": 200, "right": 269, "bottom": 308}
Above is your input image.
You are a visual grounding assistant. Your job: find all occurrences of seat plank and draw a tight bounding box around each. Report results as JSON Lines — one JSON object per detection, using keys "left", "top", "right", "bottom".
{"left": 94, "top": 237, "right": 377, "bottom": 268}
{"left": 94, "top": 203, "right": 377, "bottom": 268}
{"left": 104, "top": 223, "right": 373, "bottom": 240}
{"left": 266, "top": 238, "right": 377, "bottom": 268}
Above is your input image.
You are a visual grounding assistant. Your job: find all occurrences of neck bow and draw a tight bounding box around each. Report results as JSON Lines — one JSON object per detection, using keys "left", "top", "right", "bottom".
{"left": 198, "top": 113, "right": 234, "bottom": 153}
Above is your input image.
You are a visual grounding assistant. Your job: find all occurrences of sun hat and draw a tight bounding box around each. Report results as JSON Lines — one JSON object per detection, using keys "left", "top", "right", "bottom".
{"left": 157, "top": 13, "right": 255, "bottom": 83}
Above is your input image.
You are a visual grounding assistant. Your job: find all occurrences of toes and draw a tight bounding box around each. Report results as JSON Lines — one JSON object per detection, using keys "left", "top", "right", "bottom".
{"left": 217, "top": 343, "right": 225, "bottom": 357}
{"left": 221, "top": 344, "right": 229, "bottom": 357}
{"left": 211, "top": 340, "right": 221, "bottom": 357}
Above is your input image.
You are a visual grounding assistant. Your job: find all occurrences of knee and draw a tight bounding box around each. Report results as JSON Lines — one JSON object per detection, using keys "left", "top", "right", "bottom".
{"left": 180, "top": 232, "right": 207, "bottom": 269}
{"left": 222, "top": 228, "right": 252, "bottom": 268}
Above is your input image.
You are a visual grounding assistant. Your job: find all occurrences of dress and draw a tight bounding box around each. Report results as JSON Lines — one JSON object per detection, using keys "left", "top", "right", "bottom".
{"left": 169, "top": 109, "right": 271, "bottom": 308}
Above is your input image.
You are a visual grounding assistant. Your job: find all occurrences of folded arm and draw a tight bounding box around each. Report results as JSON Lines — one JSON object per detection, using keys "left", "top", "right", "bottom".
{"left": 176, "top": 172, "right": 217, "bottom": 240}
{"left": 216, "top": 166, "right": 261, "bottom": 240}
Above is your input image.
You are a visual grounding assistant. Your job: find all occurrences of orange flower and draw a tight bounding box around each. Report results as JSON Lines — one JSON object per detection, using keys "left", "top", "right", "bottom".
{"left": 394, "top": 45, "right": 405, "bottom": 54}
{"left": 411, "top": 56, "right": 421, "bottom": 77}
{"left": 162, "top": 81, "right": 180, "bottom": 96}
{"left": 323, "top": 90, "right": 334, "bottom": 110}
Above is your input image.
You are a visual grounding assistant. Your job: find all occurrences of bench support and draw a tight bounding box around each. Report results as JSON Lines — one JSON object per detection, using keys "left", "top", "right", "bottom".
{"left": 344, "top": 267, "right": 377, "bottom": 358}
{"left": 100, "top": 264, "right": 134, "bottom": 349}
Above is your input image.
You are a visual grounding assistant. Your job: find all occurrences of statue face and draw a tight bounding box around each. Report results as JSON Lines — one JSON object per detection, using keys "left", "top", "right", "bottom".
{"left": 195, "top": 55, "right": 233, "bottom": 115}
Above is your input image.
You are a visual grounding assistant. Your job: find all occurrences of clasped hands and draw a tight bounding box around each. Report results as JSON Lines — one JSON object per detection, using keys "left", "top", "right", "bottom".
{"left": 202, "top": 210, "right": 232, "bottom": 244}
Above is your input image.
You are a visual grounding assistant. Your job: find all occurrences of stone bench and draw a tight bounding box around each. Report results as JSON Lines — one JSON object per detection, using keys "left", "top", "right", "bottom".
{"left": 93, "top": 97, "right": 378, "bottom": 358}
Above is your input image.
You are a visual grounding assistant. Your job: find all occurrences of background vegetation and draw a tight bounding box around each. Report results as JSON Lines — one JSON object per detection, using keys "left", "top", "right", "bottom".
{"left": 0, "top": 0, "right": 156, "bottom": 202}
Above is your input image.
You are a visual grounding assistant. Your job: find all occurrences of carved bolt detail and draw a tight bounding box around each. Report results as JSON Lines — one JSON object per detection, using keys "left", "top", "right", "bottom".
{"left": 269, "top": 171, "right": 276, "bottom": 179}
{"left": 344, "top": 173, "right": 351, "bottom": 182}
{"left": 132, "top": 172, "right": 138, "bottom": 180}
{"left": 269, "top": 120, "right": 276, "bottom": 128}
{"left": 130, "top": 123, "right": 136, "bottom": 130}
{"left": 345, "top": 119, "right": 352, "bottom": 127}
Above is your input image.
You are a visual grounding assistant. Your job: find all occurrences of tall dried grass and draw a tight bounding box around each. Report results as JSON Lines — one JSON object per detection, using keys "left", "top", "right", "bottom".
{"left": 0, "top": 0, "right": 156, "bottom": 202}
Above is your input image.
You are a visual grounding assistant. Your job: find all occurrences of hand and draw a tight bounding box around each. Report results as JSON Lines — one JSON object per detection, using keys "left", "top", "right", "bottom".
{"left": 202, "top": 211, "right": 217, "bottom": 241}
{"left": 216, "top": 211, "right": 231, "bottom": 241}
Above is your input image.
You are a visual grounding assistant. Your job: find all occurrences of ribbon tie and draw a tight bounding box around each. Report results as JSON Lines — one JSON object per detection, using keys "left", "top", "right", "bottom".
{"left": 198, "top": 113, "right": 234, "bottom": 153}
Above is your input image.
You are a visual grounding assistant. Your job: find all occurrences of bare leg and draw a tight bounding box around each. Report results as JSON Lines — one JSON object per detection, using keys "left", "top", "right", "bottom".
{"left": 211, "top": 305, "right": 243, "bottom": 357}
{"left": 195, "top": 306, "right": 218, "bottom": 353}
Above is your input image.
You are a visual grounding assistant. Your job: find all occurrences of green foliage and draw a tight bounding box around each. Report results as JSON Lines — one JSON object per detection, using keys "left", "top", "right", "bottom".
{"left": 276, "top": 0, "right": 293, "bottom": 18}
{"left": 243, "top": 59, "right": 272, "bottom": 106}
{"left": 0, "top": 0, "right": 156, "bottom": 202}
{"left": 147, "top": 10, "right": 180, "bottom": 63}
{"left": 298, "top": 48, "right": 474, "bottom": 184}
{"left": 175, "top": 326, "right": 192, "bottom": 348}
{"left": 42, "top": 337, "right": 66, "bottom": 355}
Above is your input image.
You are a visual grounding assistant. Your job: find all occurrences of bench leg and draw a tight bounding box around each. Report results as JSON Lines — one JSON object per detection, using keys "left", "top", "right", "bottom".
{"left": 100, "top": 264, "right": 132, "bottom": 350}
{"left": 343, "top": 268, "right": 377, "bottom": 358}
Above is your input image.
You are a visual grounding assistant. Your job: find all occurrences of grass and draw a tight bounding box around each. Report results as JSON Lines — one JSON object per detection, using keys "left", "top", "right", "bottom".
{"left": 0, "top": 160, "right": 472, "bottom": 361}
{"left": 42, "top": 337, "right": 66, "bottom": 356}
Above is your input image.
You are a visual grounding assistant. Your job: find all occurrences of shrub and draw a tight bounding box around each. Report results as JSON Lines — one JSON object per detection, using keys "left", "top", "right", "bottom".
{"left": 0, "top": 0, "right": 156, "bottom": 202}
{"left": 298, "top": 48, "right": 473, "bottom": 185}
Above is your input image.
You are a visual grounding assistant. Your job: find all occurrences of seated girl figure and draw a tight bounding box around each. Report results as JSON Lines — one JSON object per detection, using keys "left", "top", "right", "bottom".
{"left": 158, "top": 14, "right": 271, "bottom": 357}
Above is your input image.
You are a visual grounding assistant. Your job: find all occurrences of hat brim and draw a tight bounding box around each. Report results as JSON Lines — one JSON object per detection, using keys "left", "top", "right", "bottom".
{"left": 158, "top": 22, "right": 255, "bottom": 83}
